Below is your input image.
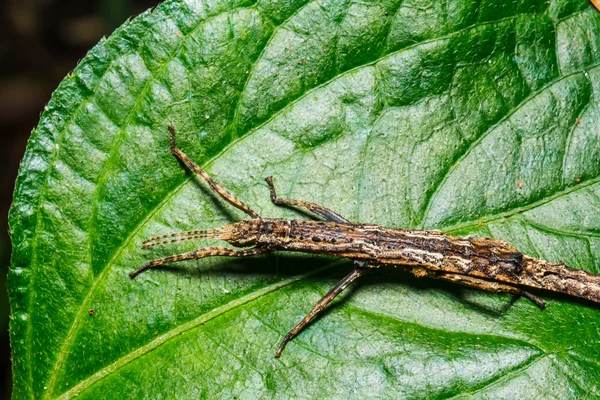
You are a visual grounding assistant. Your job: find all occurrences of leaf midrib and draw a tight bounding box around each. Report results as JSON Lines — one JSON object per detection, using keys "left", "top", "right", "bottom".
{"left": 55, "top": 262, "right": 343, "bottom": 399}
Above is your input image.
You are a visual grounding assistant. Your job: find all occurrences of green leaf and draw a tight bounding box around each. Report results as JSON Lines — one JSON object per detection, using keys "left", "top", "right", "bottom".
{"left": 9, "top": 0, "right": 600, "bottom": 398}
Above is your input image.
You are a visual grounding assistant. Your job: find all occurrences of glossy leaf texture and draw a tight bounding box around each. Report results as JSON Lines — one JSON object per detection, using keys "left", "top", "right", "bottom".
{"left": 9, "top": 0, "right": 600, "bottom": 398}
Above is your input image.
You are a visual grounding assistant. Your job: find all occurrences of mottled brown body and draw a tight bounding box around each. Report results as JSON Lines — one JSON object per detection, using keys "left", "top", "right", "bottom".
{"left": 131, "top": 126, "right": 600, "bottom": 357}
{"left": 226, "top": 218, "right": 523, "bottom": 274}
{"left": 181, "top": 218, "right": 600, "bottom": 304}
{"left": 262, "top": 220, "right": 522, "bottom": 272}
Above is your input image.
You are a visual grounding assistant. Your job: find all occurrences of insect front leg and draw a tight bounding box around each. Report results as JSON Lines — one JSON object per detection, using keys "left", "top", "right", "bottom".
{"left": 168, "top": 125, "right": 260, "bottom": 219}
{"left": 130, "top": 246, "right": 268, "bottom": 279}
{"left": 275, "top": 262, "right": 367, "bottom": 357}
{"left": 265, "top": 176, "right": 349, "bottom": 223}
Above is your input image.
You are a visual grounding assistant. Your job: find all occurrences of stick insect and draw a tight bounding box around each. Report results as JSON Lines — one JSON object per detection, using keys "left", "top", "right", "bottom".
{"left": 131, "top": 125, "right": 600, "bottom": 358}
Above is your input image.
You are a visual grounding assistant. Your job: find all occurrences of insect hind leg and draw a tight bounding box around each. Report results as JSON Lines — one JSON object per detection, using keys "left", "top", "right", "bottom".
{"left": 437, "top": 273, "right": 546, "bottom": 309}
{"left": 168, "top": 125, "right": 260, "bottom": 219}
{"left": 265, "top": 176, "right": 349, "bottom": 223}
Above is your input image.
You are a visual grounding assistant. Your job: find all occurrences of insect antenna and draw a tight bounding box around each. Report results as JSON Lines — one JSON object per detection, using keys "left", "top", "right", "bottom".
{"left": 142, "top": 228, "right": 222, "bottom": 249}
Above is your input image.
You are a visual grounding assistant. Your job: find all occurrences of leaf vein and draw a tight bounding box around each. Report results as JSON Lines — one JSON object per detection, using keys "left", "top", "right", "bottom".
{"left": 55, "top": 263, "right": 338, "bottom": 399}
{"left": 420, "top": 63, "right": 600, "bottom": 228}
{"left": 43, "top": 6, "right": 264, "bottom": 398}
{"left": 445, "top": 352, "right": 547, "bottom": 399}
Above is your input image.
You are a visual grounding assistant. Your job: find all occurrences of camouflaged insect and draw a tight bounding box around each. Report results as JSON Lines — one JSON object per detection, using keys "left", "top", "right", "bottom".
{"left": 131, "top": 125, "right": 600, "bottom": 357}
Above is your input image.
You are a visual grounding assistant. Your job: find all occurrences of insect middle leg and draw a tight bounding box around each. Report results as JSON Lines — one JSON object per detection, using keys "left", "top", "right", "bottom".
{"left": 130, "top": 246, "right": 268, "bottom": 279}
{"left": 265, "top": 176, "right": 348, "bottom": 223}
{"left": 275, "top": 262, "right": 367, "bottom": 357}
{"left": 436, "top": 273, "right": 546, "bottom": 309}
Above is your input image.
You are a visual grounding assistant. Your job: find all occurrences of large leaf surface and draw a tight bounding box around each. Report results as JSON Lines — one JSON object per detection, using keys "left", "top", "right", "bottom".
{"left": 9, "top": 0, "right": 600, "bottom": 398}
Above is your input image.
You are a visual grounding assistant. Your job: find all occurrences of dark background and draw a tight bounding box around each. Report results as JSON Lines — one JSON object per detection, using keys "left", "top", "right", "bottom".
{"left": 0, "top": 1, "right": 157, "bottom": 396}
